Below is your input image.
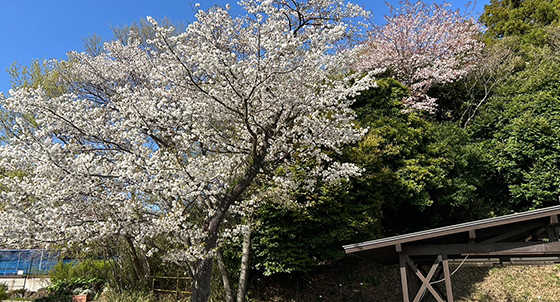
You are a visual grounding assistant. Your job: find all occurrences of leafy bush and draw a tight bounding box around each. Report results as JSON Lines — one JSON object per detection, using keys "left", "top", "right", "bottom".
{"left": 33, "top": 277, "right": 104, "bottom": 302}
{"left": 50, "top": 260, "right": 110, "bottom": 283}
{"left": 35, "top": 260, "right": 109, "bottom": 301}
{"left": 0, "top": 282, "right": 9, "bottom": 300}
{"left": 49, "top": 277, "right": 104, "bottom": 294}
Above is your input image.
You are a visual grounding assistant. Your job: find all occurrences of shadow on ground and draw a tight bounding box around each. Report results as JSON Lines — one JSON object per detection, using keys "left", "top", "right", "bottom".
{"left": 249, "top": 258, "right": 560, "bottom": 302}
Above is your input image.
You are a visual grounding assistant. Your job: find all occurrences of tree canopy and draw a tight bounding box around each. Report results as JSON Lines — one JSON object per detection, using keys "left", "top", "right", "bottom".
{"left": 358, "top": 0, "right": 483, "bottom": 112}
{"left": 481, "top": 0, "right": 560, "bottom": 44}
{"left": 0, "top": 1, "right": 372, "bottom": 301}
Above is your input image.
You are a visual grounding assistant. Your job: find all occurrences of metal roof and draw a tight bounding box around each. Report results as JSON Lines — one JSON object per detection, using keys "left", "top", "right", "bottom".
{"left": 344, "top": 205, "right": 560, "bottom": 264}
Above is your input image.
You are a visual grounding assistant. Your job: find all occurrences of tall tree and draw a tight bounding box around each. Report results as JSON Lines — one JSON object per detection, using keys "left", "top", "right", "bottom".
{"left": 481, "top": 0, "right": 560, "bottom": 44}
{"left": 0, "top": 1, "right": 371, "bottom": 301}
{"left": 470, "top": 41, "right": 560, "bottom": 211}
{"left": 357, "top": 0, "right": 484, "bottom": 113}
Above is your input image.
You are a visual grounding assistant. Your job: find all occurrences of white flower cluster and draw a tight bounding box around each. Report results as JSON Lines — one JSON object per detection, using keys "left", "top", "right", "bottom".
{"left": 0, "top": 0, "right": 372, "bottom": 264}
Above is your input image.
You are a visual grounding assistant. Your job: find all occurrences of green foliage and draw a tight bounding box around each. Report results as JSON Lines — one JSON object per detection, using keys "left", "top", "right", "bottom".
{"left": 48, "top": 277, "right": 104, "bottom": 295}
{"left": 249, "top": 78, "right": 500, "bottom": 276}
{"left": 37, "top": 261, "right": 109, "bottom": 302}
{"left": 247, "top": 1, "right": 560, "bottom": 282}
{"left": 481, "top": 0, "right": 560, "bottom": 44}
{"left": 251, "top": 181, "right": 376, "bottom": 275}
{"left": 349, "top": 79, "right": 498, "bottom": 235}
{"left": 352, "top": 78, "right": 410, "bottom": 123}
{"left": 33, "top": 277, "right": 104, "bottom": 302}
{"left": 50, "top": 260, "right": 110, "bottom": 284}
{"left": 240, "top": 82, "right": 405, "bottom": 275}
{"left": 7, "top": 58, "right": 68, "bottom": 96}
{"left": 0, "top": 283, "right": 9, "bottom": 300}
{"left": 2, "top": 58, "right": 66, "bottom": 146}
{"left": 470, "top": 43, "right": 560, "bottom": 210}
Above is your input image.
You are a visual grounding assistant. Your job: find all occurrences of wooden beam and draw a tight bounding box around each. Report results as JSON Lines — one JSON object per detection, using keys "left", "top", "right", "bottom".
{"left": 548, "top": 215, "right": 559, "bottom": 242}
{"left": 480, "top": 222, "right": 544, "bottom": 244}
{"left": 474, "top": 241, "right": 560, "bottom": 256}
{"left": 344, "top": 206, "right": 560, "bottom": 255}
{"left": 403, "top": 241, "right": 560, "bottom": 256}
{"left": 547, "top": 227, "right": 557, "bottom": 242}
{"left": 407, "top": 260, "right": 420, "bottom": 302}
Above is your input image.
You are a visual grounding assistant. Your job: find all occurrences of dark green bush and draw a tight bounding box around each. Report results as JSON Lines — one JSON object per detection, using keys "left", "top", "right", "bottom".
{"left": 33, "top": 277, "right": 104, "bottom": 302}
{"left": 0, "top": 282, "right": 9, "bottom": 300}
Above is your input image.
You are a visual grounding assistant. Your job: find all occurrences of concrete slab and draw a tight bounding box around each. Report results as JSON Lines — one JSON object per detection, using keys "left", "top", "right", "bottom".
{"left": 0, "top": 276, "right": 50, "bottom": 291}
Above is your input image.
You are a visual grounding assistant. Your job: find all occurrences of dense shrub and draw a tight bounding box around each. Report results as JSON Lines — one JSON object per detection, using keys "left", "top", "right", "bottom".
{"left": 50, "top": 260, "right": 110, "bottom": 283}
{"left": 0, "top": 283, "right": 9, "bottom": 300}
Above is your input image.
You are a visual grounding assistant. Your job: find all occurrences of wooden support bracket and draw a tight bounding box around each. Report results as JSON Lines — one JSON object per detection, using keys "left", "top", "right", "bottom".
{"left": 550, "top": 215, "right": 559, "bottom": 226}
{"left": 469, "top": 230, "right": 476, "bottom": 244}
{"left": 548, "top": 215, "right": 559, "bottom": 242}
{"left": 398, "top": 253, "right": 454, "bottom": 302}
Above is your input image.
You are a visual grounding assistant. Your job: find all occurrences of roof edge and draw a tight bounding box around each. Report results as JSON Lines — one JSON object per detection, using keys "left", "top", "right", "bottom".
{"left": 344, "top": 205, "right": 560, "bottom": 254}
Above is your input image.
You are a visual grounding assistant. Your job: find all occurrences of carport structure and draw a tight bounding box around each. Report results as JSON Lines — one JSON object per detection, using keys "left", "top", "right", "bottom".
{"left": 343, "top": 205, "right": 560, "bottom": 302}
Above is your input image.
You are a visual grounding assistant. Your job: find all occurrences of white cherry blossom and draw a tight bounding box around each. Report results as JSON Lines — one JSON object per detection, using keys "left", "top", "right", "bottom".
{"left": 0, "top": 1, "right": 372, "bottom": 301}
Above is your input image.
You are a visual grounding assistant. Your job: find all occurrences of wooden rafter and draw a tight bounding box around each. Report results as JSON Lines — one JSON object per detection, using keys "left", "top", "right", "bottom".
{"left": 479, "top": 222, "right": 543, "bottom": 244}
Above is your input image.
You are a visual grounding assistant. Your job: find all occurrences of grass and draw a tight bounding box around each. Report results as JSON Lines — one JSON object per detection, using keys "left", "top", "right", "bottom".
{"left": 454, "top": 264, "right": 560, "bottom": 302}
{"left": 248, "top": 258, "right": 560, "bottom": 302}
{"left": 6, "top": 261, "right": 560, "bottom": 302}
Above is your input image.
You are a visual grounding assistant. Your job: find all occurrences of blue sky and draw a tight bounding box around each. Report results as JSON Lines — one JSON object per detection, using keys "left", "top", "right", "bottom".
{"left": 0, "top": 0, "right": 488, "bottom": 94}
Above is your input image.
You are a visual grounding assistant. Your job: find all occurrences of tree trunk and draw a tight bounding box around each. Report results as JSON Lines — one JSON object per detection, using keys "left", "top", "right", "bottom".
{"left": 124, "top": 235, "right": 147, "bottom": 286}
{"left": 191, "top": 148, "right": 267, "bottom": 302}
{"left": 236, "top": 224, "right": 252, "bottom": 302}
{"left": 216, "top": 248, "right": 234, "bottom": 302}
{"left": 191, "top": 255, "right": 214, "bottom": 302}
{"left": 191, "top": 230, "right": 219, "bottom": 302}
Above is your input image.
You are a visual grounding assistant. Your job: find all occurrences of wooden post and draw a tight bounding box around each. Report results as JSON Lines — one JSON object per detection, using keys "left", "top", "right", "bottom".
{"left": 397, "top": 244, "right": 412, "bottom": 302}
{"left": 442, "top": 254, "right": 454, "bottom": 302}
{"left": 407, "top": 260, "right": 420, "bottom": 301}
{"left": 399, "top": 253, "right": 410, "bottom": 302}
{"left": 176, "top": 272, "right": 180, "bottom": 301}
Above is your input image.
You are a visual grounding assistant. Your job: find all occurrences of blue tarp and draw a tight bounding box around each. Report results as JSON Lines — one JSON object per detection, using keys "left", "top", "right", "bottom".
{"left": 0, "top": 249, "right": 61, "bottom": 276}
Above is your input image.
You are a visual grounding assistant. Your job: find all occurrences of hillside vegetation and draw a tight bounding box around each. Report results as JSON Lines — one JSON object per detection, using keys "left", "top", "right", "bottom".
{"left": 250, "top": 260, "right": 560, "bottom": 302}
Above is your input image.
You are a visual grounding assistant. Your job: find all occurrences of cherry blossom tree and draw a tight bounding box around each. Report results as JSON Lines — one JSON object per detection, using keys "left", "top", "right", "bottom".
{"left": 357, "top": 0, "right": 484, "bottom": 112}
{"left": 0, "top": 0, "right": 372, "bottom": 301}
